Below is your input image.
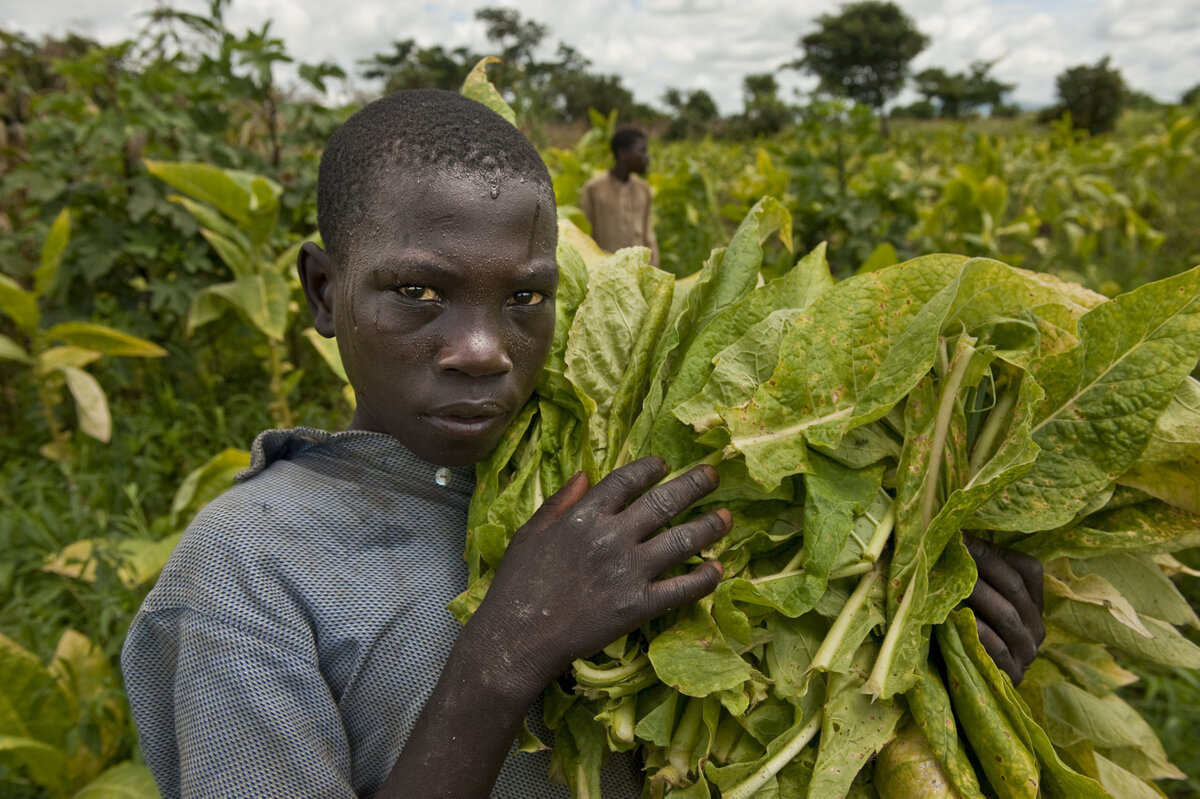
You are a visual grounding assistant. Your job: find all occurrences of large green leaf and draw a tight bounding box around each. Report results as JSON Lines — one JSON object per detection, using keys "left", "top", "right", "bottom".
{"left": 45, "top": 322, "right": 166, "bottom": 358}
{"left": 630, "top": 197, "right": 792, "bottom": 469}
{"left": 564, "top": 248, "right": 673, "bottom": 475}
{"left": 1048, "top": 599, "right": 1200, "bottom": 667}
{"left": 187, "top": 273, "right": 292, "bottom": 341}
{"left": 537, "top": 235, "right": 590, "bottom": 412}
{"left": 724, "top": 254, "right": 966, "bottom": 488}
{"left": 0, "top": 273, "right": 39, "bottom": 334}
{"left": 59, "top": 365, "right": 111, "bottom": 442}
{"left": 647, "top": 603, "right": 755, "bottom": 698}
{"left": 809, "top": 643, "right": 904, "bottom": 799}
{"left": 1118, "top": 376, "right": 1200, "bottom": 513}
{"left": 34, "top": 207, "right": 70, "bottom": 295}
{"left": 973, "top": 265, "right": 1200, "bottom": 531}
{"left": 1042, "top": 682, "right": 1182, "bottom": 780}
{"left": 144, "top": 160, "right": 280, "bottom": 248}
{"left": 460, "top": 56, "right": 517, "bottom": 126}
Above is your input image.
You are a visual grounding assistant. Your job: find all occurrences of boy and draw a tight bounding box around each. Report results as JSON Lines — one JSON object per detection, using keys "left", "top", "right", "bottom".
{"left": 579, "top": 127, "right": 660, "bottom": 265}
{"left": 122, "top": 89, "right": 1043, "bottom": 798}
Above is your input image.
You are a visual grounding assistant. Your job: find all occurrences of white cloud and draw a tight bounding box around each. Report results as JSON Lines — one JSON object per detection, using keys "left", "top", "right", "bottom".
{"left": 2, "top": 0, "right": 1196, "bottom": 112}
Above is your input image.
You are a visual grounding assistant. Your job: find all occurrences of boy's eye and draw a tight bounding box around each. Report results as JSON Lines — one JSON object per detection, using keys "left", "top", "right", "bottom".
{"left": 398, "top": 286, "right": 439, "bottom": 301}
{"left": 509, "top": 290, "right": 546, "bottom": 306}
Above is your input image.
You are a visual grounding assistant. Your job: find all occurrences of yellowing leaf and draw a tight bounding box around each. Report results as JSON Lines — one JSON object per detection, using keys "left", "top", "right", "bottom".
{"left": 1043, "top": 559, "right": 1151, "bottom": 637}
{"left": 170, "top": 449, "right": 250, "bottom": 526}
{"left": 69, "top": 760, "right": 159, "bottom": 799}
{"left": 460, "top": 56, "right": 517, "bottom": 126}
{"left": 37, "top": 346, "right": 102, "bottom": 371}
{"left": 59, "top": 366, "right": 111, "bottom": 442}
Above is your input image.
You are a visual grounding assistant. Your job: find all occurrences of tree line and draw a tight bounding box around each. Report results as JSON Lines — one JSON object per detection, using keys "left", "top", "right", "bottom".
{"left": 4, "top": 0, "right": 1199, "bottom": 154}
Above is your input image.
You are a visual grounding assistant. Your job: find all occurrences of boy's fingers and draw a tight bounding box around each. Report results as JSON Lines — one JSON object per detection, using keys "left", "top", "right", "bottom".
{"left": 521, "top": 471, "right": 590, "bottom": 534}
{"left": 623, "top": 465, "right": 720, "bottom": 539}
{"left": 1003, "top": 548, "right": 1044, "bottom": 615}
{"left": 586, "top": 457, "right": 669, "bottom": 514}
{"left": 975, "top": 618, "right": 1022, "bottom": 685}
{"left": 647, "top": 561, "right": 725, "bottom": 616}
{"left": 964, "top": 535, "right": 1045, "bottom": 648}
{"left": 639, "top": 509, "right": 731, "bottom": 576}
{"left": 965, "top": 577, "right": 1040, "bottom": 673}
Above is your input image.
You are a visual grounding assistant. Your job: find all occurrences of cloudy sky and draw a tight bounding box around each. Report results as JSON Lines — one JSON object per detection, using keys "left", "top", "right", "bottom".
{"left": 3, "top": 0, "right": 1198, "bottom": 113}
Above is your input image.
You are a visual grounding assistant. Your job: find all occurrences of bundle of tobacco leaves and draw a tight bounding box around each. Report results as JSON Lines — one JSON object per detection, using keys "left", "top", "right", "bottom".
{"left": 453, "top": 198, "right": 1200, "bottom": 799}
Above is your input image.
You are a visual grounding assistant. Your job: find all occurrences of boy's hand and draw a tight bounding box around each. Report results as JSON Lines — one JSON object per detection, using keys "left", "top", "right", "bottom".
{"left": 962, "top": 534, "right": 1046, "bottom": 685}
{"left": 469, "top": 456, "right": 730, "bottom": 691}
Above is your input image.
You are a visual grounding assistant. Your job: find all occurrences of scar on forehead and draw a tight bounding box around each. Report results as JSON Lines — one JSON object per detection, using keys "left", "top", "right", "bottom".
{"left": 527, "top": 199, "right": 543, "bottom": 259}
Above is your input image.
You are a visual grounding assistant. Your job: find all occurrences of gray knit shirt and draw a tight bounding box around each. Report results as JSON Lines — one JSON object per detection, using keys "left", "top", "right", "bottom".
{"left": 121, "top": 427, "right": 641, "bottom": 798}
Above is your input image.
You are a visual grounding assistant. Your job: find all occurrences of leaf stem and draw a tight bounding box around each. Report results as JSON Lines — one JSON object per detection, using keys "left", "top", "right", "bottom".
{"left": 721, "top": 711, "right": 823, "bottom": 799}
{"left": 864, "top": 569, "right": 917, "bottom": 699}
{"left": 668, "top": 696, "right": 704, "bottom": 779}
{"left": 572, "top": 654, "right": 650, "bottom": 686}
{"left": 920, "top": 339, "right": 976, "bottom": 530}
{"left": 967, "top": 377, "right": 1018, "bottom": 477}
{"left": 862, "top": 499, "right": 896, "bottom": 563}
{"left": 808, "top": 564, "right": 883, "bottom": 674}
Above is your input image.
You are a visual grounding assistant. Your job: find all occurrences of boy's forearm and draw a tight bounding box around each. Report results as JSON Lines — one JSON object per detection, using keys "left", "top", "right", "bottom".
{"left": 376, "top": 619, "right": 548, "bottom": 799}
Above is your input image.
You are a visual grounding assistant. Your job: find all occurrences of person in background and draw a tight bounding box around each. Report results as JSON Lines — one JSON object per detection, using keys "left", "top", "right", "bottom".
{"left": 579, "top": 127, "right": 660, "bottom": 265}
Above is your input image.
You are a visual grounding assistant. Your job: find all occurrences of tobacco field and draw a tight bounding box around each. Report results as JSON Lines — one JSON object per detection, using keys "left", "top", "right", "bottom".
{"left": 2, "top": 17, "right": 1200, "bottom": 799}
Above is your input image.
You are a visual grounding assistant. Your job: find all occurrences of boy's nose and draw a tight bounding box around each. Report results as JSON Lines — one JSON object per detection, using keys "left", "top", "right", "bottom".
{"left": 435, "top": 320, "right": 514, "bottom": 377}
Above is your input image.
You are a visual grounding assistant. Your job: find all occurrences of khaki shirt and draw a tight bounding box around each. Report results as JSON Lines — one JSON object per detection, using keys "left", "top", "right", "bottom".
{"left": 579, "top": 172, "right": 660, "bottom": 265}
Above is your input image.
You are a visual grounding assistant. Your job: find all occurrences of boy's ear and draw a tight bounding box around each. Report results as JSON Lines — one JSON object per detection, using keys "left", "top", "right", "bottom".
{"left": 297, "top": 241, "right": 336, "bottom": 338}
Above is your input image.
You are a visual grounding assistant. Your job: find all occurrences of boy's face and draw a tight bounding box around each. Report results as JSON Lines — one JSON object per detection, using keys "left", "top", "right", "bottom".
{"left": 619, "top": 137, "right": 650, "bottom": 174}
{"left": 325, "top": 173, "right": 557, "bottom": 466}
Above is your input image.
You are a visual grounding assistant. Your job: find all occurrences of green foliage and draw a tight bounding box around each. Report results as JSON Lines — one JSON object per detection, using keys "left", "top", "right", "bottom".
{"left": 0, "top": 210, "right": 167, "bottom": 462}
{"left": 464, "top": 200, "right": 1200, "bottom": 797}
{"left": 3, "top": 12, "right": 1200, "bottom": 799}
{"left": 790, "top": 0, "right": 928, "bottom": 131}
{"left": 0, "top": 629, "right": 155, "bottom": 797}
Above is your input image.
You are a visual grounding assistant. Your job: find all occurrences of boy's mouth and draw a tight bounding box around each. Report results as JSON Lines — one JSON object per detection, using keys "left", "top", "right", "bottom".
{"left": 424, "top": 401, "right": 508, "bottom": 438}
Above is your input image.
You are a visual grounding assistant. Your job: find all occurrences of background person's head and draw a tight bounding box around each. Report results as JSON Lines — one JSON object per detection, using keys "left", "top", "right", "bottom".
{"left": 611, "top": 127, "right": 649, "bottom": 177}
{"left": 300, "top": 89, "right": 558, "bottom": 466}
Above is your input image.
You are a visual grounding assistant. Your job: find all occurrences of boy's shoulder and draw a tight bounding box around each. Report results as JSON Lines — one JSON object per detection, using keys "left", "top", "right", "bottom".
{"left": 146, "top": 427, "right": 475, "bottom": 610}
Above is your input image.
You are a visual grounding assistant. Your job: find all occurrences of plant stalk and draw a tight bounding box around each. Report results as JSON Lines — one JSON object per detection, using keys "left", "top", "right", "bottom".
{"left": 968, "top": 378, "right": 1018, "bottom": 477}
{"left": 809, "top": 564, "right": 884, "bottom": 674}
{"left": 722, "top": 711, "right": 823, "bottom": 799}
{"left": 920, "top": 340, "right": 976, "bottom": 530}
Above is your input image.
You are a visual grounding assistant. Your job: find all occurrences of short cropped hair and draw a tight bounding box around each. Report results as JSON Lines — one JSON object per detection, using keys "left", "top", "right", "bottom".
{"left": 317, "top": 89, "right": 554, "bottom": 262}
{"left": 610, "top": 127, "right": 646, "bottom": 158}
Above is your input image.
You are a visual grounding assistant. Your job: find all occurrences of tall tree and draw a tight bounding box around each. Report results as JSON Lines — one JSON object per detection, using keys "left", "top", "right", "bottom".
{"left": 662, "top": 88, "right": 719, "bottom": 140}
{"left": 1054, "top": 56, "right": 1126, "bottom": 135}
{"left": 735, "top": 72, "right": 793, "bottom": 137}
{"left": 358, "top": 39, "right": 477, "bottom": 93}
{"left": 913, "top": 60, "right": 1013, "bottom": 118}
{"left": 789, "top": 0, "right": 927, "bottom": 135}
